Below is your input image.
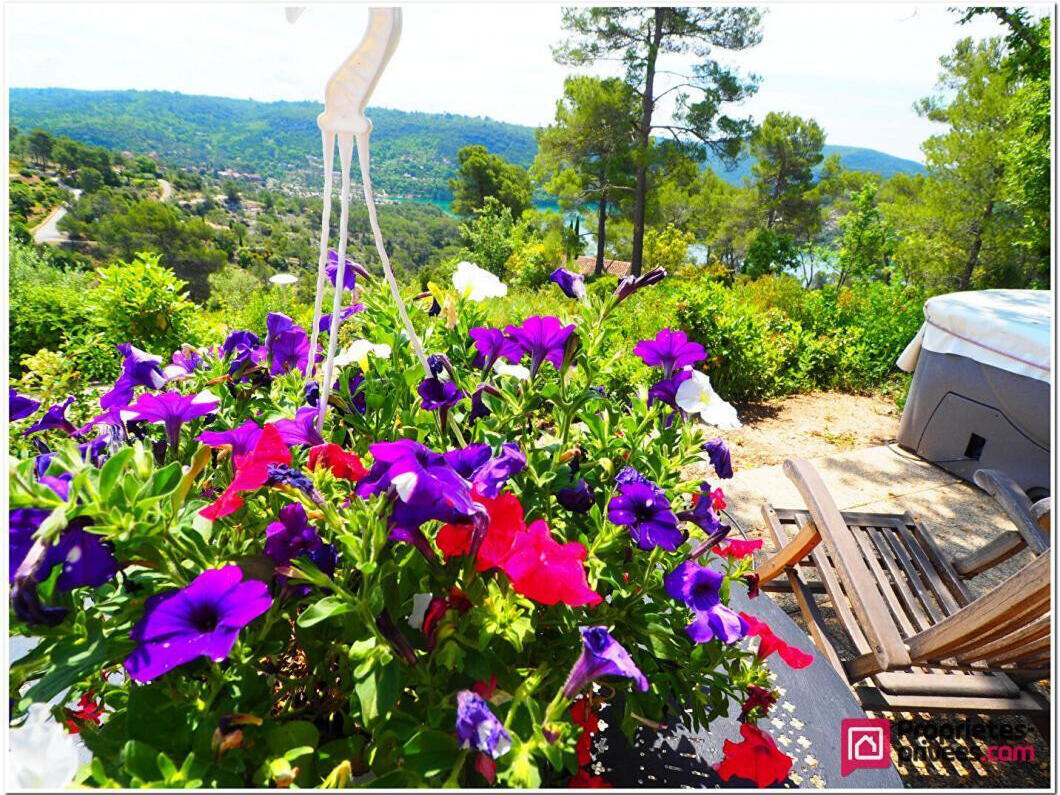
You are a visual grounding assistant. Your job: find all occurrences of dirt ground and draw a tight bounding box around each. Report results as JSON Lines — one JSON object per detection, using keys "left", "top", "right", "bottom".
{"left": 726, "top": 391, "right": 901, "bottom": 469}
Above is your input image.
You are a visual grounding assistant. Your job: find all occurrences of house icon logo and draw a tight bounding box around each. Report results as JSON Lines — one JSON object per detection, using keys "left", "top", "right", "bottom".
{"left": 841, "top": 718, "right": 892, "bottom": 776}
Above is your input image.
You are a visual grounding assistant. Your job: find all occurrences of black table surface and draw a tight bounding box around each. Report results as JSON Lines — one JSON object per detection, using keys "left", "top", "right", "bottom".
{"left": 594, "top": 587, "right": 903, "bottom": 789}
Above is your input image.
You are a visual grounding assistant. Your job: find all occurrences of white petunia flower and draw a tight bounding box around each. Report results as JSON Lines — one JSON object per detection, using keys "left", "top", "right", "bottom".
{"left": 493, "top": 362, "right": 530, "bottom": 380}
{"left": 452, "top": 261, "right": 507, "bottom": 302}
{"left": 7, "top": 703, "right": 81, "bottom": 790}
{"left": 334, "top": 339, "right": 392, "bottom": 371}
{"left": 675, "top": 370, "right": 741, "bottom": 430}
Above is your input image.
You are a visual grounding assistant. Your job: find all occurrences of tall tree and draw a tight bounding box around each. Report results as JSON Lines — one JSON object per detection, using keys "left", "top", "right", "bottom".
{"left": 749, "top": 112, "right": 826, "bottom": 236}
{"left": 449, "top": 145, "right": 532, "bottom": 218}
{"left": 533, "top": 76, "right": 638, "bottom": 275}
{"left": 555, "top": 7, "right": 762, "bottom": 275}
{"left": 835, "top": 183, "right": 896, "bottom": 287}
{"left": 27, "top": 129, "right": 54, "bottom": 169}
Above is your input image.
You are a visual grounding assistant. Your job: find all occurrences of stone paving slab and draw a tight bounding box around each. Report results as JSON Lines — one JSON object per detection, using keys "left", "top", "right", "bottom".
{"left": 689, "top": 443, "right": 1035, "bottom": 596}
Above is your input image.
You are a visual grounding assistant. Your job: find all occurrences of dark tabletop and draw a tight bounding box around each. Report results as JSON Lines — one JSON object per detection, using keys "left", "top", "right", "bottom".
{"left": 594, "top": 587, "right": 904, "bottom": 789}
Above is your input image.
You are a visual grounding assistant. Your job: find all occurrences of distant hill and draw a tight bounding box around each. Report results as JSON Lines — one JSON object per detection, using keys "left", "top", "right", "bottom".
{"left": 9, "top": 87, "right": 924, "bottom": 198}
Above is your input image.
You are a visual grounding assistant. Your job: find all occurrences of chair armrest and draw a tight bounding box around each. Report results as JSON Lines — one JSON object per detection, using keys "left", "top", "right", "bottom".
{"left": 972, "top": 469, "right": 1049, "bottom": 555}
{"left": 783, "top": 459, "right": 911, "bottom": 670}
{"left": 754, "top": 520, "right": 821, "bottom": 585}
{"left": 1031, "top": 498, "right": 1051, "bottom": 533}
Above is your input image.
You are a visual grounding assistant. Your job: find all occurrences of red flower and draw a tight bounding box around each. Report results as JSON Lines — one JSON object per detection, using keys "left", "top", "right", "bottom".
{"left": 710, "top": 487, "right": 726, "bottom": 511}
{"left": 473, "top": 674, "right": 498, "bottom": 699}
{"left": 64, "top": 691, "right": 104, "bottom": 734}
{"left": 569, "top": 770, "right": 612, "bottom": 788}
{"left": 570, "top": 698, "right": 601, "bottom": 766}
{"left": 738, "top": 685, "right": 777, "bottom": 722}
{"left": 712, "top": 538, "right": 763, "bottom": 559}
{"left": 422, "top": 587, "right": 472, "bottom": 650}
{"left": 200, "top": 424, "right": 291, "bottom": 520}
{"left": 439, "top": 492, "right": 602, "bottom": 608}
{"left": 743, "top": 572, "right": 761, "bottom": 599}
{"left": 739, "top": 613, "right": 814, "bottom": 668}
{"left": 474, "top": 752, "right": 496, "bottom": 785}
{"left": 716, "top": 723, "right": 792, "bottom": 787}
{"left": 308, "top": 443, "right": 367, "bottom": 482}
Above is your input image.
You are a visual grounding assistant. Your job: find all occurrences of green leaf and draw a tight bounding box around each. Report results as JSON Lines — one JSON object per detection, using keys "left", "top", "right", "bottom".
{"left": 138, "top": 462, "right": 182, "bottom": 502}
{"left": 264, "top": 720, "right": 320, "bottom": 755}
{"left": 121, "top": 740, "right": 161, "bottom": 783}
{"left": 296, "top": 595, "right": 356, "bottom": 628}
{"left": 97, "top": 448, "right": 135, "bottom": 502}
{"left": 24, "top": 628, "right": 126, "bottom": 704}
{"left": 402, "top": 729, "right": 460, "bottom": 780}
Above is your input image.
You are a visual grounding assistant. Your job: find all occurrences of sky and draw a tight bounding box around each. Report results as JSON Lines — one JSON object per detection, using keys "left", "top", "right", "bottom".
{"left": 4, "top": 2, "right": 1050, "bottom": 161}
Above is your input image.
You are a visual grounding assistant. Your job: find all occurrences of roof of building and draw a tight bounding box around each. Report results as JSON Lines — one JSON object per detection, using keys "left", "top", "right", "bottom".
{"left": 571, "top": 256, "right": 632, "bottom": 277}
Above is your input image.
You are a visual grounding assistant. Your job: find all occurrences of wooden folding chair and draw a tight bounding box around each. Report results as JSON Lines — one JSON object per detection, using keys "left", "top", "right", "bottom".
{"left": 755, "top": 458, "right": 1051, "bottom": 734}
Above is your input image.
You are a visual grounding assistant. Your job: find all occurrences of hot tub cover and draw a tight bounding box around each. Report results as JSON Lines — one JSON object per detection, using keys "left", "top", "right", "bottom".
{"left": 897, "top": 289, "right": 1052, "bottom": 384}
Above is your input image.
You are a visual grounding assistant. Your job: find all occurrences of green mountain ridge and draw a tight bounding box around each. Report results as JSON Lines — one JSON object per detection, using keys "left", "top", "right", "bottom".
{"left": 9, "top": 87, "right": 925, "bottom": 198}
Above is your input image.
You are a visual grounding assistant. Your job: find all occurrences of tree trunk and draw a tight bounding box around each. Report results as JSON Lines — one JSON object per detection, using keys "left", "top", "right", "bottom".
{"left": 959, "top": 199, "right": 994, "bottom": 290}
{"left": 630, "top": 7, "right": 666, "bottom": 278}
{"left": 594, "top": 192, "right": 608, "bottom": 277}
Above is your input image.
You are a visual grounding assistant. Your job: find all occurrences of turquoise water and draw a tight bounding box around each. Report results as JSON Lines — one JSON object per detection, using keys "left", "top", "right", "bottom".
{"left": 388, "top": 196, "right": 562, "bottom": 217}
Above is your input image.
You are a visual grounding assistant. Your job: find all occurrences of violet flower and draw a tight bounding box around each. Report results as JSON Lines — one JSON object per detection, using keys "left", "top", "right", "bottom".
{"left": 679, "top": 482, "right": 730, "bottom": 542}
{"left": 265, "top": 464, "right": 323, "bottom": 505}
{"left": 614, "top": 267, "right": 666, "bottom": 305}
{"left": 608, "top": 468, "right": 684, "bottom": 551}
{"left": 123, "top": 391, "right": 220, "bottom": 448}
{"left": 23, "top": 396, "right": 78, "bottom": 437}
{"left": 468, "top": 383, "right": 500, "bottom": 422}
{"left": 197, "top": 420, "right": 264, "bottom": 466}
{"left": 469, "top": 327, "right": 521, "bottom": 373}
{"left": 503, "top": 316, "right": 576, "bottom": 378}
{"left": 318, "top": 303, "right": 364, "bottom": 334}
{"left": 265, "top": 503, "right": 336, "bottom": 579}
{"left": 443, "top": 444, "right": 492, "bottom": 479}
{"left": 100, "top": 344, "right": 168, "bottom": 409}
{"left": 550, "top": 267, "right": 587, "bottom": 301}
{"left": 10, "top": 514, "right": 118, "bottom": 593}
{"left": 275, "top": 406, "right": 326, "bottom": 448}
{"left": 417, "top": 376, "right": 464, "bottom": 412}
{"left": 556, "top": 479, "right": 594, "bottom": 513}
{"left": 647, "top": 369, "right": 692, "bottom": 410}
{"left": 664, "top": 561, "right": 746, "bottom": 645}
{"left": 123, "top": 565, "right": 272, "bottom": 683}
{"left": 471, "top": 443, "right": 526, "bottom": 498}
{"left": 164, "top": 346, "right": 203, "bottom": 381}
{"left": 455, "top": 690, "right": 512, "bottom": 759}
{"left": 561, "top": 626, "right": 649, "bottom": 699}
{"left": 10, "top": 388, "right": 40, "bottom": 421}
{"left": 704, "top": 437, "right": 734, "bottom": 479}
{"left": 221, "top": 330, "right": 261, "bottom": 357}
{"left": 633, "top": 329, "right": 706, "bottom": 378}
{"left": 326, "top": 249, "right": 371, "bottom": 290}
{"left": 265, "top": 313, "right": 310, "bottom": 376}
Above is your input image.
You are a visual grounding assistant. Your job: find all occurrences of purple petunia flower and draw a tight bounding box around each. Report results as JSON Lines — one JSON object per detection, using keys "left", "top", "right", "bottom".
{"left": 221, "top": 330, "right": 261, "bottom": 357}
{"left": 561, "top": 626, "right": 649, "bottom": 699}
{"left": 550, "top": 267, "right": 587, "bottom": 301}
{"left": 304, "top": 380, "right": 321, "bottom": 407}
{"left": 664, "top": 560, "right": 746, "bottom": 644}
{"left": 197, "top": 420, "right": 264, "bottom": 466}
{"left": 417, "top": 376, "right": 464, "bottom": 412}
{"left": 326, "top": 249, "right": 371, "bottom": 291}
{"left": 469, "top": 327, "right": 521, "bottom": 373}
{"left": 471, "top": 443, "right": 526, "bottom": 498}
{"left": 23, "top": 396, "right": 78, "bottom": 437}
{"left": 704, "top": 438, "right": 734, "bottom": 480}
{"left": 265, "top": 503, "right": 335, "bottom": 573}
{"left": 556, "top": 479, "right": 594, "bottom": 513}
{"left": 608, "top": 469, "right": 684, "bottom": 551}
{"left": 10, "top": 388, "right": 40, "bottom": 421}
{"left": 100, "top": 344, "right": 168, "bottom": 410}
{"left": 679, "top": 482, "right": 730, "bottom": 546}
{"left": 318, "top": 303, "right": 364, "bottom": 334}
{"left": 275, "top": 406, "right": 326, "bottom": 448}
{"left": 123, "top": 391, "right": 220, "bottom": 448}
{"left": 633, "top": 329, "right": 706, "bottom": 378}
{"left": 9, "top": 514, "right": 118, "bottom": 592}
{"left": 503, "top": 316, "right": 576, "bottom": 378}
{"left": 468, "top": 383, "right": 500, "bottom": 422}
{"left": 647, "top": 369, "right": 693, "bottom": 411}
{"left": 123, "top": 565, "right": 272, "bottom": 683}
{"left": 455, "top": 690, "right": 512, "bottom": 759}
{"left": 443, "top": 444, "right": 492, "bottom": 479}
{"left": 164, "top": 346, "right": 203, "bottom": 381}
{"left": 265, "top": 464, "right": 323, "bottom": 505}
{"left": 265, "top": 313, "right": 310, "bottom": 377}
{"left": 614, "top": 267, "right": 666, "bottom": 305}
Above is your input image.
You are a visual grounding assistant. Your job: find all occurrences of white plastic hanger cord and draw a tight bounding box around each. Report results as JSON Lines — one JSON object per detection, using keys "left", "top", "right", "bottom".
{"left": 310, "top": 7, "right": 430, "bottom": 434}
{"left": 306, "top": 130, "right": 336, "bottom": 380}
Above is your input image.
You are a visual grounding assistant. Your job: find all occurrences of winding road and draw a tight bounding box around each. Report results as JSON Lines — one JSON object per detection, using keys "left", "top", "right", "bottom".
{"left": 31, "top": 185, "right": 82, "bottom": 245}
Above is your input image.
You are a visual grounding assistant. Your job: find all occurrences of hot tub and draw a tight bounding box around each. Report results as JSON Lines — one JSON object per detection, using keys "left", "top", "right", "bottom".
{"left": 896, "top": 289, "right": 1052, "bottom": 499}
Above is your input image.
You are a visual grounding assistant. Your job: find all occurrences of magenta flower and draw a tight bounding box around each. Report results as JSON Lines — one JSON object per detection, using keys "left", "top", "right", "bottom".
{"left": 100, "top": 344, "right": 167, "bottom": 409}
{"left": 124, "top": 391, "right": 220, "bottom": 447}
{"left": 503, "top": 316, "right": 576, "bottom": 378}
{"left": 469, "top": 327, "right": 521, "bottom": 373}
{"left": 633, "top": 329, "right": 706, "bottom": 378}
{"left": 562, "top": 627, "right": 649, "bottom": 699}
{"left": 197, "top": 420, "right": 264, "bottom": 467}
{"left": 550, "top": 267, "right": 587, "bottom": 301}
{"left": 23, "top": 396, "right": 78, "bottom": 437}
{"left": 10, "top": 388, "right": 40, "bottom": 421}
{"left": 455, "top": 691, "right": 512, "bottom": 759}
{"left": 123, "top": 566, "right": 272, "bottom": 683}
{"left": 274, "top": 406, "right": 325, "bottom": 448}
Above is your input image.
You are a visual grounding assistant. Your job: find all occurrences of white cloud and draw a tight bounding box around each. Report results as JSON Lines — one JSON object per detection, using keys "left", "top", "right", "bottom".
{"left": 5, "top": 2, "right": 1048, "bottom": 162}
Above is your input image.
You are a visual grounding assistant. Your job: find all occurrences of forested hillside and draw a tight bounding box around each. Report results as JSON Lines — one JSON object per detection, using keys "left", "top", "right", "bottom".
{"left": 9, "top": 88, "right": 923, "bottom": 198}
